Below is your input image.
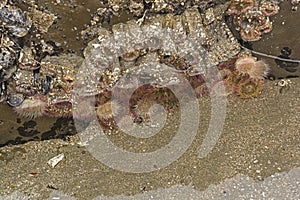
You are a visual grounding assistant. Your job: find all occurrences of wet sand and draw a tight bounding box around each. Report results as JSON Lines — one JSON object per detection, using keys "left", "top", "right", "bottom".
{"left": 0, "top": 78, "right": 299, "bottom": 199}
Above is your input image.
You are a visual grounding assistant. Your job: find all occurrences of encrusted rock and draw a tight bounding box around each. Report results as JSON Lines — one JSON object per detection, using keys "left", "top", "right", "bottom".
{"left": 29, "top": 8, "right": 56, "bottom": 33}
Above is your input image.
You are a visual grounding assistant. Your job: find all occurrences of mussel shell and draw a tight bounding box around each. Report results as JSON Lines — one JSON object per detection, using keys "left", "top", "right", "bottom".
{"left": 0, "top": 64, "right": 16, "bottom": 82}
{"left": 0, "top": 5, "right": 31, "bottom": 37}
{"left": 8, "top": 35, "right": 24, "bottom": 50}
{"left": 0, "top": 48, "right": 16, "bottom": 68}
{"left": 40, "top": 75, "right": 52, "bottom": 95}
{"left": 6, "top": 92, "right": 25, "bottom": 107}
{"left": 51, "top": 100, "right": 72, "bottom": 109}
{"left": 0, "top": 47, "right": 17, "bottom": 82}
{"left": 0, "top": 48, "right": 17, "bottom": 82}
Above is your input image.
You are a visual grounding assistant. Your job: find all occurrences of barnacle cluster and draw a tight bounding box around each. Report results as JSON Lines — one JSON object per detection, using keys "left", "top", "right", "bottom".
{"left": 226, "top": 0, "right": 280, "bottom": 42}
{"left": 82, "top": 5, "right": 241, "bottom": 92}
{"left": 108, "top": 0, "right": 214, "bottom": 16}
{"left": 83, "top": 0, "right": 229, "bottom": 40}
{"left": 75, "top": 5, "right": 243, "bottom": 130}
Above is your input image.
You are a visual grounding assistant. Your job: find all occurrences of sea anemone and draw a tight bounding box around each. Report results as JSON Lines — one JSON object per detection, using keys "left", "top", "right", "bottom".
{"left": 72, "top": 96, "right": 96, "bottom": 120}
{"left": 235, "top": 56, "right": 256, "bottom": 73}
{"left": 188, "top": 74, "right": 206, "bottom": 89}
{"left": 210, "top": 80, "right": 234, "bottom": 97}
{"left": 252, "top": 60, "right": 270, "bottom": 78}
{"left": 225, "top": 71, "right": 243, "bottom": 88}
{"left": 219, "top": 68, "right": 233, "bottom": 80}
{"left": 194, "top": 84, "right": 209, "bottom": 98}
{"left": 130, "top": 97, "right": 155, "bottom": 123}
{"left": 235, "top": 78, "right": 264, "bottom": 98}
{"left": 96, "top": 100, "right": 120, "bottom": 121}
{"left": 46, "top": 100, "right": 73, "bottom": 118}
{"left": 235, "top": 56, "right": 269, "bottom": 80}
{"left": 236, "top": 9, "right": 272, "bottom": 42}
{"left": 218, "top": 58, "right": 237, "bottom": 71}
{"left": 14, "top": 96, "right": 47, "bottom": 119}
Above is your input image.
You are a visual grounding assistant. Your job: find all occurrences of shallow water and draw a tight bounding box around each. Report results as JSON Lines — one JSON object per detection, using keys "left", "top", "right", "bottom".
{"left": 251, "top": 1, "right": 300, "bottom": 79}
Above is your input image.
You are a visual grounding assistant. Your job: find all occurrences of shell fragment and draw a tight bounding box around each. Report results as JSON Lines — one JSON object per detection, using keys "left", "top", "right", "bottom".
{"left": 47, "top": 153, "right": 64, "bottom": 168}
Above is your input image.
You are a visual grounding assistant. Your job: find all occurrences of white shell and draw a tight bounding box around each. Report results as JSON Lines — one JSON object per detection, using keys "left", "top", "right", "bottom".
{"left": 47, "top": 153, "right": 64, "bottom": 168}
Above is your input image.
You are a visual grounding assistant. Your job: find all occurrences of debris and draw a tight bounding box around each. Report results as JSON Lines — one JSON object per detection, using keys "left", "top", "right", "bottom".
{"left": 47, "top": 153, "right": 64, "bottom": 168}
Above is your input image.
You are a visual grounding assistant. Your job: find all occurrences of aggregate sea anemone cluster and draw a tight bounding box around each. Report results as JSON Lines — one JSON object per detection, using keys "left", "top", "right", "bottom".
{"left": 222, "top": 55, "right": 270, "bottom": 98}
{"left": 2, "top": 3, "right": 243, "bottom": 126}
{"left": 226, "top": 0, "right": 280, "bottom": 42}
{"left": 10, "top": 62, "right": 78, "bottom": 119}
{"left": 0, "top": 0, "right": 60, "bottom": 117}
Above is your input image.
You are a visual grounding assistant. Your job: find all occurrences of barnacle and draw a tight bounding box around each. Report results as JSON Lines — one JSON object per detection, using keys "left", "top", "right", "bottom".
{"left": 128, "top": 0, "right": 144, "bottom": 16}
{"left": 227, "top": 0, "right": 255, "bottom": 15}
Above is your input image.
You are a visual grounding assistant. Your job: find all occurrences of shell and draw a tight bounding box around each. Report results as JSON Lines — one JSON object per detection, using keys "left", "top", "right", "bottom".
{"left": 0, "top": 47, "right": 17, "bottom": 82}
{"left": 0, "top": 5, "right": 32, "bottom": 37}
{"left": 6, "top": 92, "right": 25, "bottom": 107}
